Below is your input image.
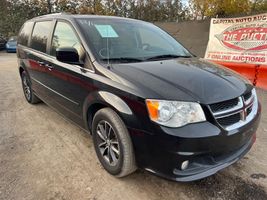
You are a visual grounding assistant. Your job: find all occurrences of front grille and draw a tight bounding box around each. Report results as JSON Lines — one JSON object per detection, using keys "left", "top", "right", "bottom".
{"left": 217, "top": 113, "right": 241, "bottom": 126}
{"left": 209, "top": 89, "right": 256, "bottom": 130}
{"left": 209, "top": 98, "right": 239, "bottom": 113}
{"left": 247, "top": 106, "right": 253, "bottom": 116}
{"left": 244, "top": 91, "right": 252, "bottom": 101}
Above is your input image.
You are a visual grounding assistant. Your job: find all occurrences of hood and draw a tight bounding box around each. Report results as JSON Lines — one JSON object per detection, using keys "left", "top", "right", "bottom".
{"left": 110, "top": 58, "right": 250, "bottom": 104}
{"left": 6, "top": 41, "right": 17, "bottom": 46}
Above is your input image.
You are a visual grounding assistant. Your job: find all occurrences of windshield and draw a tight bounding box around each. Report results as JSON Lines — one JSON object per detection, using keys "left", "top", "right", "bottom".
{"left": 8, "top": 36, "right": 17, "bottom": 42}
{"left": 77, "top": 18, "right": 192, "bottom": 63}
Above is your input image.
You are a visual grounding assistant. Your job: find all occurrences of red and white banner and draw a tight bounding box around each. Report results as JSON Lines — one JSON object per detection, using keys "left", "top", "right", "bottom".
{"left": 205, "top": 13, "right": 267, "bottom": 65}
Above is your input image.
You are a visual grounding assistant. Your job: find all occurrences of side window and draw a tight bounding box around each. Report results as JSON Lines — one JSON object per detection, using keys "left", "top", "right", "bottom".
{"left": 31, "top": 21, "right": 52, "bottom": 53}
{"left": 18, "top": 21, "right": 34, "bottom": 46}
{"left": 51, "top": 21, "right": 83, "bottom": 58}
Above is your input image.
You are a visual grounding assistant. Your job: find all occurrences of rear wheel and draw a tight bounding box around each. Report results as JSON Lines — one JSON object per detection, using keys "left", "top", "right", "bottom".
{"left": 92, "top": 108, "right": 136, "bottom": 177}
{"left": 21, "top": 71, "right": 41, "bottom": 104}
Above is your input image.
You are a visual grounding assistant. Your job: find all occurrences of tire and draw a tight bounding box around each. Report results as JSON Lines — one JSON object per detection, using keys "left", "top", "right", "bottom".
{"left": 92, "top": 108, "right": 136, "bottom": 177}
{"left": 21, "top": 71, "right": 41, "bottom": 104}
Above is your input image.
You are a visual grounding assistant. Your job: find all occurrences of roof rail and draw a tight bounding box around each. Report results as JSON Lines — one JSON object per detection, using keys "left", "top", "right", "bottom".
{"left": 34, "top": 12, "right": 70, "bottom": 19}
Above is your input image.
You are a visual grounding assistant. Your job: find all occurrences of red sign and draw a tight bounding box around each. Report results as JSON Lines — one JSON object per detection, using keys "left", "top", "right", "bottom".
{"left": 216, "top": 23, "right": 267, "bottom": 51}
{"left": 205, "top": 13, "right": 267, "bottom": 65}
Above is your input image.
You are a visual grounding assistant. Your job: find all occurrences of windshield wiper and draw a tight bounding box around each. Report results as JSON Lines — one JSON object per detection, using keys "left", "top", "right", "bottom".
{"left": 145, "top": 54, "right": 192, "bottom": 61}
{"left": 101, "top": 57, "right": 144, "bottom": 63}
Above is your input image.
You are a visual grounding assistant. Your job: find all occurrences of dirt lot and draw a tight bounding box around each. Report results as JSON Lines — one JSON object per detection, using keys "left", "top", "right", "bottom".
{"left": 0, "top": 52, "right": 267, "bottom": 200}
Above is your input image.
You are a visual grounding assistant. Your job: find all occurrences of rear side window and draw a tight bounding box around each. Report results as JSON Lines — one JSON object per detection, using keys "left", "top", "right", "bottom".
{"left": 31, "top": 21, "right": 52, "bottom": 53}
{"left": 18, "top": 22, "right": 34, "bottom": 46}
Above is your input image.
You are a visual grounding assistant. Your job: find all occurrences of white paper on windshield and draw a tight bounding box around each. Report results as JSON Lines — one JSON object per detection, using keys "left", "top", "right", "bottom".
{"left": 95, "top": 25, "right": 118, "bottom": 38}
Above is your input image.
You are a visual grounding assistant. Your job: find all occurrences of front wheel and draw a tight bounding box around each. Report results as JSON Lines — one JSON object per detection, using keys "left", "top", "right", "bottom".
{"left": 92, "top": 108, "right": 136, "bottom": 177}
{"left": 21, "top": 71, "right": 41, "bottom": 104}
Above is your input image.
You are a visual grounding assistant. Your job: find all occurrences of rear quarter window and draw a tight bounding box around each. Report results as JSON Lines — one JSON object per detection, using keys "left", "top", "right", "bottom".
{"left": 18, "top": 22, "right": 34, "bottom": 46}
{"left": 30, "top": 21, "right": 53, "bottom": 53}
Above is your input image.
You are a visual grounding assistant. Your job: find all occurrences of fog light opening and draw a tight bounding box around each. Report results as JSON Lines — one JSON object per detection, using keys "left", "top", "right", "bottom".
{"left": 181, "top": 160, "right": 189, "bottom": 170}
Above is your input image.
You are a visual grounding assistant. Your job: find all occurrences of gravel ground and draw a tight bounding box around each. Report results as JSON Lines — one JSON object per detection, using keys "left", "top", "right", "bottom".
{"left": 0, "top": 52, "right": 267, "bottom": 200}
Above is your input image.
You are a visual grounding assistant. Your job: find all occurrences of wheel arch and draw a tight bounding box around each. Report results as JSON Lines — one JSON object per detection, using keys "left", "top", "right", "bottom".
{"left": 83, "top": 91, "right": 135, "bottom": 133}
{"left": 18, "top": 60, "right": 30, "bottom": 79}
{"left": 19, "top": 66, "right": 25, "bottom": 77}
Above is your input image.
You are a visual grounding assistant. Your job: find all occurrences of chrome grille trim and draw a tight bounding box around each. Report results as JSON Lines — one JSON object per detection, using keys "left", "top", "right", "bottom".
{"left": 215, "top": 109, "right": 243, "bottom": 119}
{"left": 244, "top": 91, "right": 252, "bottom": 101}
{"left": 212, "top": 97, "right": 243, "bottom": 117}
{"left": 209, "top": 89, "right": 258, "bottom": 131}
{"left": 209, "top": 98, "right": 239, "bottom": 113}
{"left": 224, "top": 100, "right": 257, "bottom": 131}
{"left": 244, "top": 95, "right": 254, "bottom": 106}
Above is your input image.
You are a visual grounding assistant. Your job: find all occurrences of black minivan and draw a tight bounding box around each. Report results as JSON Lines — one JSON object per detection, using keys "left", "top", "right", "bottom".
{"left": 17, "top": 14, "right": 261, "bottom": 182}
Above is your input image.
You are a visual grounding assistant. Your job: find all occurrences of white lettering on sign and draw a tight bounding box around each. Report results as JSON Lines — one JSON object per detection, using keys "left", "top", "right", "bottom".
{"left": 205, "top": 13, "right": 267, "bottom": 65}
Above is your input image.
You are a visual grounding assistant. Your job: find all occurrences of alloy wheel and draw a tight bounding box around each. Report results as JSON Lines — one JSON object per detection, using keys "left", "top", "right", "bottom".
{"left": 96, "top": 120, "right": 120, "bottom": 166}
{"left": 22, "top": 76, "right": 31, "bottom": 101}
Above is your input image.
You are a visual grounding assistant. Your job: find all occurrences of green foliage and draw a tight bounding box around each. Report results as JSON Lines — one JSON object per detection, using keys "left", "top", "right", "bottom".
{"left": 190, "top": 0, "right": 266, "bottom": 19}
{"left": 0, "top": 0, "right": 266, "bottom": 38}
{"left": 252, "top": 0, "right": 267, "bottom": 12}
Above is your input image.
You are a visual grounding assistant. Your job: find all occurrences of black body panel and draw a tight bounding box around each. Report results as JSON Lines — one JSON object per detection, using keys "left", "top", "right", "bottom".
{"left": 16, "top": 14, "right": 261, "bottom": 182}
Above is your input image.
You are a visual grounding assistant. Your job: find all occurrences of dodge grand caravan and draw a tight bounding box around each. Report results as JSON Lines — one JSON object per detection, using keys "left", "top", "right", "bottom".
{"left": 17, "top": 14, "right": 261, "bottom": 182}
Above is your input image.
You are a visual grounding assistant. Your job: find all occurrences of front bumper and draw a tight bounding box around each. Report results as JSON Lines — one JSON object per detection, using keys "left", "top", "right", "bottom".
{"left": 129, "top": 103, "right": 261, "bottom": 182}
{"left": 6, "top": 47, "right": 16, "bottom": 52}
{"left": 150, "top": 134, "right": 255, "bottom": 182}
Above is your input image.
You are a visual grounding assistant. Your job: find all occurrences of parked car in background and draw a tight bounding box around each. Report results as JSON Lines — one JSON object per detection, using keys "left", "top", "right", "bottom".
{"left": 0, "top": 36, "right": 7, "bottom": 50}
{"left": 6, "top": 36, "right": 17, "bottom": 52}
{"left": 17, "top": 14, "right": 261, "bottom": 182}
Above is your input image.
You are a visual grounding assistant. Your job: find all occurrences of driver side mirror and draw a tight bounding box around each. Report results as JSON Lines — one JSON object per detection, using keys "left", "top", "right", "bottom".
{"left": 56, "top": 47, "right": 80, "bottom": 64}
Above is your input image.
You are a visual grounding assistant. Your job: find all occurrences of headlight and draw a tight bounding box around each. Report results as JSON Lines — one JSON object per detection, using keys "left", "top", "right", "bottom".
{"left": 145, "top": 99, "right": 206, "bottom": 128}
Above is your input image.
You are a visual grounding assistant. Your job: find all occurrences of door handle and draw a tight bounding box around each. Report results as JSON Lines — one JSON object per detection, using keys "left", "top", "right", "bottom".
{"left": 37, "top": 61, "right": 44, "bottom": 66}
{"left": 45, "top": 63, "right": 54, "bottom": 71}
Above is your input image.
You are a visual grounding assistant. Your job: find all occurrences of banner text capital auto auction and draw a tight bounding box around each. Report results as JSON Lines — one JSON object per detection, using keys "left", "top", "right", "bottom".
{"left": 205, "top": 13, "right": 267, "bottom": 65}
